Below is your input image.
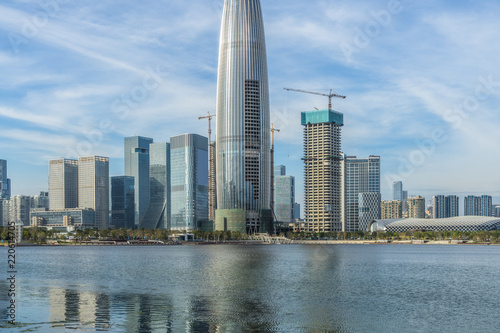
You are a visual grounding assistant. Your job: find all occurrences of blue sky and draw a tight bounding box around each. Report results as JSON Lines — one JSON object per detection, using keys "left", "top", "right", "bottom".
{"left": 1, "top": 0, "right": 500, "bottom": 211}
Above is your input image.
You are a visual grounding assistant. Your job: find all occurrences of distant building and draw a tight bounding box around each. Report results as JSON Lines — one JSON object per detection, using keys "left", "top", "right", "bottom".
{"left": 408, "top": 196, "right": 426, "bottom": 219}
{"left": 341, "top": 155, "right": 381, "bottom": 232}
{"left": 492, "top": 204, "right": 500, "bottom": 217}
{"left": 170, "top": 134, "right": 208, "bottom": 231}
{"left": 49, "top": 159, "right": 78, "bottom": 210}
{"left": 0, "top": 159, "right": 11, "bottom": 200}
{"left": 274, "top": 170, "right": 295, "bottom": 223}
{"left": 464, "top": 195, "right": 492, "bottom": 216}
{"left": 110, "top": 176, "right": 135, "bottom": 229}
{"left": 31, "top": 208, "right": 95, "bottom": 231}
{"left": 0, "top": 199, "right": 10, "bottom": 226}
{"left": 302, "top": 109, "right": 344, "bottom": 233}
{"left": 9, "top": 195, "right": 32, "bottom": 226}
{"left": 393, "top": 181, "right": 403, "bottom": 201}
{"left": 78, "top": 156, "right": 109, "bottom": 229}
{"left": 294, "top": 203, "right": 300, "bottom": 220}
{"left": 33, "top": 191, "right": 50, "bottom": 209}
{"left": 141, "top": 142, "right": 171, "bottom": 230}
{"left": 370, "top": 216, "right": 500, "bottom": 233}
{"left": 381, "top": 200, "right": 402, "bottom": 219}
{"left": 274, "top": 165, "right": 286, "bottom": 177}
{"left": 433, "top": 195, "right": 459, "bottom": 219}
{"left": 358, "top": 192, "right": 381, "bottom": 231}
{"left": 124, "top": 136, "right": 153, "bottom": 226}
{"left": 402, "top": 190, "right": 408, "bottom": 213}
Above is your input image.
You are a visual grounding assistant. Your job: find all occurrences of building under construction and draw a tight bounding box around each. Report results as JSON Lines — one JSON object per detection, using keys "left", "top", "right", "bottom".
{"left": 301, "top": 109, "right": 344, "bottom": 232}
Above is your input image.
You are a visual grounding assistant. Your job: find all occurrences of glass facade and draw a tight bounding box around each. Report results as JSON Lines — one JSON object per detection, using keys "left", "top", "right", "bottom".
{"left": 49, "top": 159, "right": 78, "bottom": 210}
{"left": 125, "top": 136, "right": 153, "bottom": 226}
{"left": 170, "top": 134, "right": 208, "bottom": 231}
{"left": 31, "top": 209, "right": 95, "bottom": 229}
{"left": 358, "top": 192, "right": 381, "bottom": 231}
{"left": 78, "top": 156, "right": 109, "bottom": 229}
{"left": 111, "top": 176, "right": 135, "bottom": 229}
{"left": 433, "top": 195, "right": 459, "bottom": 219}
{"left": 393, "top": 181, "right": 403, "bottom": 201}
{"left": 0, "top": 159, "right": 11, "bottom": 200}
{"left": 464, "top": 195, "right": 492, "bottom": 216}
{"left": 141, "top": 143, "right": 171, "bottom": 230}
{"left": 215, "top": 0, "right": 271, "bottom": 233}
{"left": 274, "top": 175, "right": 295, "bottom": 223}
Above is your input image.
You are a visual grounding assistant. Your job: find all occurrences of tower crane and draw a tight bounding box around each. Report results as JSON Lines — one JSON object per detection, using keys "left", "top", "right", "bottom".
{"left": 283, "top": 88, "right": 346, "bottom": 110}
{"left": 198, "top": 112, "right": 216, "bottom": 220}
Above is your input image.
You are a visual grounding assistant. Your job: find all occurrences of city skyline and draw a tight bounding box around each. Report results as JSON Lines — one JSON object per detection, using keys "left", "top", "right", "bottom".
{"left": 1, "top": 0, "right": 500, "bottom": 208}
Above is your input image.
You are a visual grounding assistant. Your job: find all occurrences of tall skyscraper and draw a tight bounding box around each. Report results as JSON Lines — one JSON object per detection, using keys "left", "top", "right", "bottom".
{"left": 110, "top": 176, "right": 135, "bottom": 229}
{"left": 274, "top": 165, "right": 286, "bottom": 177}
{"left": 170, "top": 134, "right": 208, "bottom": 231}
{"left": 78, "top": 156, "right": 109, "bottom": 229}
{"left": 141, "top": 142, "right": 171, "bottom": 230}
{"left": 381, "top": 200, "right": 402, "bottom": 219}
{"left": 402, "top": 190, "right": 408, "bottom": 213}
{"left": 341, "top": 155, "right": 381, "bottom": 232}
{"left": 393, "top": 181, "right": 403, "bottom": 201}
{"left": 49, "top": 159, "right": 79, "bottom": 210}
{"left": 408, "top": 196, "right": 426, "bottom": 218}
{"left": 302, "top": 109, "right": 343, "bottom": 232}
{"left": 464, "top": 195, "right": 492, "bottom": 216}
{"left": 209, "top": 142, "right": 217, "bottom": 222}
{"left": 358, "top": 192, "right": 381, "bottom": 231}
{"left": 273, "top": 167, "right": 295, "bottom": 224}
{"left": 0, "top": 159, "right": 11, "bottom": 200}
{"left": 433, "top": 195, "right": 459, "bottom": 219}
{"left": 125, "top": 136, "right": 153, "bottom": 226}
{"left": 215, "top": 0, "right": 271, "bottom": 234}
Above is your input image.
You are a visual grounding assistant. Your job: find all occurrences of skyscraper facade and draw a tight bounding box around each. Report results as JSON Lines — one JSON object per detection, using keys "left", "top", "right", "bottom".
{"left": 49, "top": 159, "right": 79, "bottom": 210}
{"left": 433, "top": 195, "right": 459, "bottom": 219}
{"left": 408, "top": 196, "right": 426, "bottom": 218}
{"left": 358, "top": 192, "right": 381, "bottom": 231}
{"left": 78, "top": 156, "right": 109, "bottom": 229}
{"left": 170, "top": 134, "right": 208, "bottom": 231}
{"left": 0, "top": 199, "right": 9, "bottom": 226}
{"left": 381, "top": 200, "right": 402, "bottom": 219}
{"left": 341, "top": 155, "right": 381, "bottom": 232}
{"left": 9, "top": 195, "right": 31, "bottom": 226}
{"left": 125, "top": 136, "right": 153, "bottom": 226}
{"left": 141, "top": 142, "right": 171, "bottom": 230}
{"left": 302, "top": 109, "right": 343, "bottom": 232}
{"left": 393, "top": 181, "right": 403, "bottom": 201}
{"left": 274, "top": 173, "right": 295, "bottom": 223}
{"left": 110, "top": 176, "right": 135, "bottom": 229}
{"left": 0, "top": 159, "right": 11, "bottom": 200}
{"left": 215, "top": 0, "right": 271, "bottom": 234}
{"left": 464, "top": 195, "right": 492, "bottom": 216}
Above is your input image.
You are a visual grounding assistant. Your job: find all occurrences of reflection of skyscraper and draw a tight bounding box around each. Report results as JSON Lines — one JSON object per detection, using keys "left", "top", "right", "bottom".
{"left": 215, "top": 0, "right": 272, "bottom": 234}
{"left": 142, "top": 142, "right": 171, "bottom": 229}
{"left": 78, "top": 156, "right": 109, "bottom": 229}
{"left": 49, "top": 159, "right": 78, "bottom": 210}
{"left": 125, "top": 136, "right": 153, "bottom": 226}
{"left": 111, "top": 176, "right": 135, "bottom": 229}
{"left": 0, "top": 159, "right": 11, "bottom": 200}
{"left": 170, "top": 134, "right": 208, "bottom": 231}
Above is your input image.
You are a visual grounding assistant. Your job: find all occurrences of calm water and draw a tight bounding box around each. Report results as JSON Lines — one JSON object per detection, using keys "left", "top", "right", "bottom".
{"left": 1, "top": 244, "right": 499, "bottom": 332}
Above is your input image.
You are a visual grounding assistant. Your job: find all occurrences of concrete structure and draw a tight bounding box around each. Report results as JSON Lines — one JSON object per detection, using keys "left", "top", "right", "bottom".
{"left": 110, "top": 176, "right": 135, "bottom": 229}
{"left": 141, "top": 142, "right": 171, "bottom": 230}
{"left": 370, "top": 216, "right": 500, "bottom": 233}
{"left": 358, "top": 192, "right": 381, "bottom": 231}
{"left": 464, "top": 195, "right": 492, "bottom": 216}
{"left": 408, "top": 196, "right": 426, "bottom": 218}
{"left": 31, "top": 208, "right": 95, "bottom": 231}
{"left": 9, "top": 195, "right": 32, "bottom": 226}
{"left": 215, "top": 0, "right": 272, "bottom": 234}
{"left": 381, "top": 200, "right": 402, "bottom": 219}
{"left": 49, "top": 159, "right": 78, "bottom": 210}
{"left": 274, "top": 171, "right": 295, "bottom": 223}
{"left": 125, "top": 136, "right": 153, "bottom": 226}
{"left": 433, "top": 195, "right": 459, "bottom": 219}
{"left": 0, "top": 159, "right": 11, "bottom": 200}
{"left": 341, "top": 155, "right": 380, "bottom": 232}
{"left": 209, "top": 142, "right": 216, "bottom": 222}
{"left": 393, "top": 181, "right": 403, "bottom": 201}
{"left": 301, "top": 109, "right": 343, "bottom": 232}
{"left": 170, "top": 134, "right": 208, "bottom": 231}
{"left": 78, "top": 156, "right": 109, "bottom": 229}
{"left": 0, "top": 199, "right": 8, "bottom": 226}
{"left": 493, "top": 204, "right": 500, "bottom": 217}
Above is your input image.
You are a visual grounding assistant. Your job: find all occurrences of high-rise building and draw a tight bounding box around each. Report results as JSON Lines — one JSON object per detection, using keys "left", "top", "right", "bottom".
{"left": 49, "top": 159, "right": 78, "bottom": 210}
{"left": 393, "top": 181, "right": 403, "bottom": 201}
{"left": 124, "top": 136, "right": 153, "bottom": 226}
{"left": 0, "top": 159, "right": 11, "bottom": 200}
{"left": 464, "top": 195, "right": 492, "bottom": 216}
{"left": 294, "top": 203, "right": 300, "bottom": 220}
{"left": 341, "top": 155, "right": 381, "bottom": 231}
{"left": 402, "top": 190, "right": 408, "bottom": 213}
{"left": 209, "top": 142, "right": 216, "bottom": 222}
{"left": 141, "top": 143, "right": 171, "bottom": 230}
{"left": 170, "top": 134, "right": 208, "bottom": 231}
{"left": 110, "top": 176, "right": 135, "bottom": 229}
{"left": 433, "top": 195, "right": 459, "bottom": 219}
{"left": 492, "top": 204, "right": 500, "bottom": 217}
{"left": 9, "top": 195, "right": 31, "bottom": 226}
{"left": 381, "top": 200, "right": 402, "bottom": 219}
{"left": 0, "top": 199, "right": 9, "bottom": 226}
{"left": 274, "top": 170, "right": 295, "bottom": 224}
{"left": 358, "top": 192, "right": 381, "bottom": 231}
{"left": 215, "top": 0, "right": 272, "bottom": 234}
{"left": 274, "top": 165, "right": 286, "bottom": 177}
{"left": 408, "top": 196, "right": 426, "bottom": 218}
{"left": 78, "top": 156, "right": 109, "bottom": 229}
{"left": 33, "top": 191, "right": 50, "bottom": 209}
{"left": 302, "top": 109, "right": 343, "bottom": 232}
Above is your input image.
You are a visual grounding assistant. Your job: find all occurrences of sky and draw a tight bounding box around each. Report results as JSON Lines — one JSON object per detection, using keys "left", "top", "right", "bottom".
{"left": 1, "top": 0, "right": 500, "bottom": 212}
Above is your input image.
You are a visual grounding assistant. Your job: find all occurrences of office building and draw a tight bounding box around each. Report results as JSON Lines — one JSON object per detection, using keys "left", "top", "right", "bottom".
{"left": 433, "top": 195, "right": 459, "bottom": 219}
{"left": 464, "top": 195, "right": 492, "bottom": 216}
{"left": 358, "top": 192, "right": 381, "bottom": 231}
{"left": 78, "top": 156, "right": 109, "bottom": 229}
{"left": 274, "top": 169, "right": 295, "bottom": 224}
{"left": 408, "top": 196, "right": 426, "bottom": 218}
{"left": 393, "top": 181, "right": 403, "bottom": 201}
{"left": 110, "top": 176, "right": 135, "bottom": 229}
{"left": 341, "top": 155, "right": 381, "bottom": 231}
{"left": 294, "top": 203, "right": 300, "bottom": 220}
{"left": 125, "top": 136, "right": 153, "bottom": 226}
{"left": 402, "top": 190, "right": 408, "bottom": 213}
{"left": 274, "top": 165, "right": 286, "bottom": 177}
{"left": 49, "top": 159, "right": 78, "bottom": 210}
{"left": 141, "top": 142, "right": 171, "bottom": 230}
{"left": 170, "top": 134, "right": 208, "bottom": 231}
{"left": 302, "top": 109, "right": 343, "bottom": 232}
{"left": 0, "top": 159, "right": 11, "bottom": 200}
{"left": 33, "top": 191, "right": 49, "bottom": 209}
{"left": 215, "top": 0, "right": 272, "bottom": 234}
{"left": 31, "top": 208, "right": 95, "bottom": 231}
{"left": 381, "top": 200, "right": 402, "bottom": 219}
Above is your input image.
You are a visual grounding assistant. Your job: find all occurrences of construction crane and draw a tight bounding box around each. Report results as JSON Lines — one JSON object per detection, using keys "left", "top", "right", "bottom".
{"left": 284, "top": 88, "right": 346, "bottom": 110}
{"left": 270, "top": 123, "right": 280, "bottom": 234}
{"left": 198, "top": 112, "right": 216, "bottom": 220}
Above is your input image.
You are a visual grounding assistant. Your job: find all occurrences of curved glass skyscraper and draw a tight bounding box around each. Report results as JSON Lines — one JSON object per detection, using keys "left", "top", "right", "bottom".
{"left": 215, "top": 0, "right": 271, "bottom": 234}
